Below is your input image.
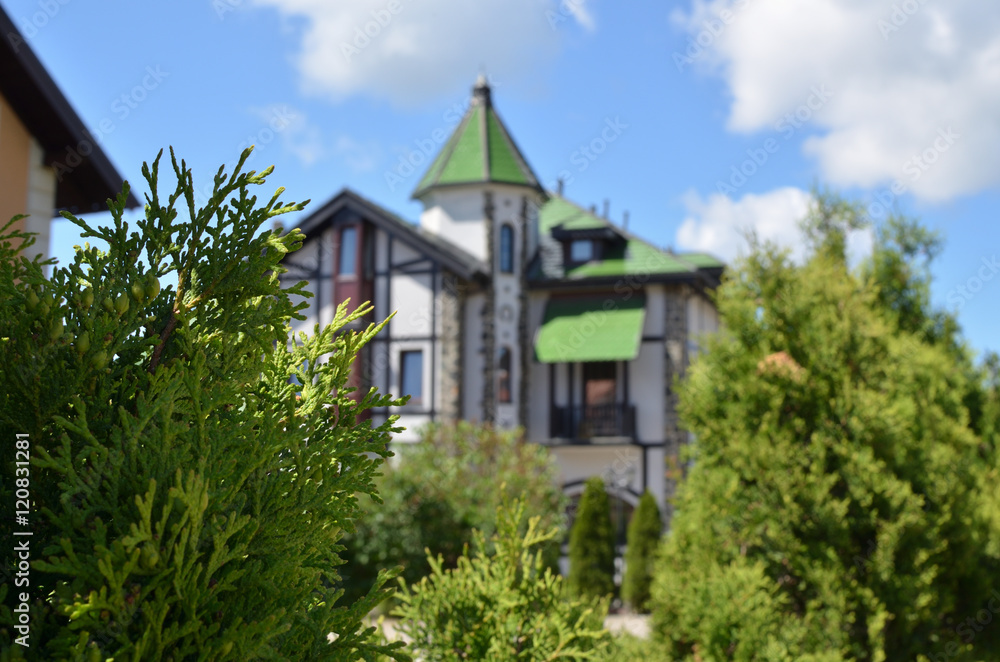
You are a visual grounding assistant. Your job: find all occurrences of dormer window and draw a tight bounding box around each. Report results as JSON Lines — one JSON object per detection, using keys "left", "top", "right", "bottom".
{"left": 570, "top": 240, "right": 594, "bottom": 263}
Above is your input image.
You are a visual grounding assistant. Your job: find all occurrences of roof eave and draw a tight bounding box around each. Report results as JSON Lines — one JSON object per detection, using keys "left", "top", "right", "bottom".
{"left": 293, "top": 188, "right": 489, "bottom": 282}
{"left": 0, "top": 7, "right": 139, "bottom": 212}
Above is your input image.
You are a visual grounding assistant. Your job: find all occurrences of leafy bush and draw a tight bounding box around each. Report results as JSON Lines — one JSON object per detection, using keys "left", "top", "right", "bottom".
{"left": 0, "top": 149, "right": 408, "bottom": 661}
{"left": 391, "top": 499, "right": 613, "bottom": 661}
{"left": 651, "top": 195, "right": 1000, "bottom": 661}
{"left": 568, "top": 477, "right": 616, "bottom": 601}
{"left": 621, "top": 491, "right": 661, "bottom": 613}
{"left": 341, "top": 421, "right": 565, "bottom": 606}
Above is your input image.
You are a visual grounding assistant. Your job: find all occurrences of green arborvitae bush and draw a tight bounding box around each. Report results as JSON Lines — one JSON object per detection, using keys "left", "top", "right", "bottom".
{"left": 0, "top": 149, "right": 409, "bottom": 661}
{"left": 391, "top": 499, "right": 613, "bottom": 661}
{"left": 568, "top": 476, "right": 616, "bottom": 601}
{"left": 341, "top": 421, "right": 565, "bottom": 607}
{"left": 621, "top": 491, "right": 661, "bottom": 613}
{"left": 650, "top": 194, "right": 1000, "bottom": 661}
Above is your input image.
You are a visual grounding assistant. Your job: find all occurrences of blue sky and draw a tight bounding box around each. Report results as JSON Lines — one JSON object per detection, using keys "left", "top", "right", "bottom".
{"left": 5, "top": 0, "right": 998, "bottom": 360}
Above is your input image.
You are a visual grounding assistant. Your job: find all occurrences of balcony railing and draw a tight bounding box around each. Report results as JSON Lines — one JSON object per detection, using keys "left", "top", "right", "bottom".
{"left": 550, "top": 403, "right": 636, "bottom": 441}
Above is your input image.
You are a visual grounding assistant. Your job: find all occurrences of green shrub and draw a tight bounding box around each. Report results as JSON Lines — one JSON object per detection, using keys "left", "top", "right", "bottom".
{"left": 341, "top": 421, "right": 565, "bottom": 606}
{"left": 621, "top": 491, "right": 661, "bottom": 612}
{"left": 651, "top": 195, "right": 1000, "bottom": 661}
{"left": 568, "top": 477, "right": 616, "bottom": 601}
{"left": 391, "top": 499, "right": 613, "bottom": 661}
{"left": 0, "top": 149, "right": 408, "bottom": 661}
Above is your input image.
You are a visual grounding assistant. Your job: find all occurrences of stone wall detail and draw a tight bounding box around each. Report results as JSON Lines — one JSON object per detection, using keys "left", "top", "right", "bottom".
{"left": 439, "top": 270, "right": 465, "bottom": 423}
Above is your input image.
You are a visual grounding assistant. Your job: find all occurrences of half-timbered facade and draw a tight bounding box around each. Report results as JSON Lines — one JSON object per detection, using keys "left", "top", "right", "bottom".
{"left": 281, "top": 76, "right": 724, "bottom": 532}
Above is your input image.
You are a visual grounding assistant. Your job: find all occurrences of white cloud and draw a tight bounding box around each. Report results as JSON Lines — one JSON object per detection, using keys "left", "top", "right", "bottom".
{"left": 562, "top": 0, "right": 596, "bottom": 32}
{"left": 676, "top": 187, "right": 875, "bottom": 265}
{"left": 676, "top": 187, "right": 814, "bottom": 262}
{"left": 673, "top": 0, "right": 1000, "bottom": 202}
{"left": 249, "top": 0, "right": 594, "bottom": 106}
{"left": 248, "top": 104, "right": 325, "bottom": 166}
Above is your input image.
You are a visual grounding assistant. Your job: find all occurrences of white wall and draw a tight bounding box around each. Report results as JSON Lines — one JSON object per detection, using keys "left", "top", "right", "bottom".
{"left": 631, "top": 343, "right": 664, "bottom": 444}
{"left": 687, "top": 292, "right": 720, "bottom": 359}
{"left": 527, "top": 292, "right": 549, "bottom": 441}
{"left": 25, "top": 141, "right": 54, "bottom": 272}
{"left": 463, "top": 291, "right": 486, "bottom": 422}
{"left": 641, "top": 285, "right": 665, "bottom": 337}
{"left": 392, "top": 273, "right": 434, "bottom": 338}
{"left": 419, "top": 188, "right": 487, "bottom": 261}
{"left": 552, "top": 446, "right": 645, "bottom": 502}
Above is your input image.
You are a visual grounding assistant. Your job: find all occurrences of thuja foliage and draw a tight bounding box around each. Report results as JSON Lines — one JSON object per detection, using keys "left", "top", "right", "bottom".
{"left": 621, "top": 491, "right": 661, "bottom": 613}
{"left": 341, "top": 422, "right": 565, "bottom": 606}
{"left": 567, "top": 477, "right": 615, "bottom": 601}
{"left": 651, "top": 194, "right": 1000, "bottom": 661}
{"left": 0, "top": 149, "right": 409, "bottom": 661}
{"left": 390, "top": 500, "right": 613, "bottom": 661}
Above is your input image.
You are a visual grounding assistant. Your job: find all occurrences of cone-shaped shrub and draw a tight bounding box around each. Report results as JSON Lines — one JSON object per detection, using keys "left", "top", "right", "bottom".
{"left": 622, "top": 490, "right": 662, "bottom": 612}
{"left": 567, "top": 476, "right": 615, "bottom": 600}
{"left": 0, "top": 149, "right": 408, "bottom": 661}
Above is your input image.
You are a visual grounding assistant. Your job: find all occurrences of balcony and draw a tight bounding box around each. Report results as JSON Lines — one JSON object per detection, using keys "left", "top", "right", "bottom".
{"left": 550, "top": 403, "right": 636, "bottom": 441}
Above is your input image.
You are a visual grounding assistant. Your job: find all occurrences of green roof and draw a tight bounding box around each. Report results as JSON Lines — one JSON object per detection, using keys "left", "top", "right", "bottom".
{"left": 534, "top": 194, "right": 725, "bottom": 282}
{"left": 539, "top": 196, "right": 608, "bottom": 232}
{"left": 413, "top": 77, "right": 543, "bottom": 198}
{"left": 535, "top": 296, "right": 646, "bottom": 363}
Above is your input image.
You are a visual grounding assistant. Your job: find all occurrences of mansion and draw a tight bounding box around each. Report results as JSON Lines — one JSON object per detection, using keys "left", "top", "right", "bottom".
{"left": 281, "top": 77, "right": 722, "bottom": 530}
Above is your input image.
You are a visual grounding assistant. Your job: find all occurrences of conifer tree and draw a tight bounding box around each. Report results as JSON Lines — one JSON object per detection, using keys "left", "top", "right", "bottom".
{"left": 651, "top": 194, "right": 1000, "bottom": 661}
{"left": 0, "top": 149, "right": 409, "bottom": 661}
{"left": 621, "top": 490, "right": 661, "bottom": 613}
{"left": 391, "top": 499, "right": 613, "bottom": 661}
{"left": 567, "top": 477, "right": 615, "bottom": 601}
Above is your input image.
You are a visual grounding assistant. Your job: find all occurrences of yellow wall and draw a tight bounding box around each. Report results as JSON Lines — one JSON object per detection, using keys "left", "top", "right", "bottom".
{"left": 0, "top": 93, "right": 31, "bottom": 237}
{"left": 0, "top": 92, "right": 56, "bottom": 264}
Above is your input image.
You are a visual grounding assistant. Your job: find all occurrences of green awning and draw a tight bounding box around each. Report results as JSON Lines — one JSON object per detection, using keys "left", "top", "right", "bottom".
{"left": 535, "top": 296, "right": 646, "bottom": 363}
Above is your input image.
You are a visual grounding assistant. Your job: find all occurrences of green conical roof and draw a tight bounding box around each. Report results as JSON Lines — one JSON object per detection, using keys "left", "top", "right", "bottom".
{"left": 412, "top": 77, "right": 545, "bottom": 199}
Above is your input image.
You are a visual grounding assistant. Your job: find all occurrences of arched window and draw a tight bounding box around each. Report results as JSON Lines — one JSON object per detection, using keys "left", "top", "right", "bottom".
{"left": 498, "top": 347, "right": 512, "bottom": 403}
{"left": 499, "top": 224, "right": 514, "bottom": 273}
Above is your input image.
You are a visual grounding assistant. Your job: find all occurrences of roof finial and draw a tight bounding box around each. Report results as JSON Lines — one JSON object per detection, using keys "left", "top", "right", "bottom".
{"left": 473, "top": 72, "right": 491, "bottom": 106}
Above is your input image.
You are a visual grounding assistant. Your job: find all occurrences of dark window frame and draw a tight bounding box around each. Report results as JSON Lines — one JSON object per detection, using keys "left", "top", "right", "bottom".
{"left": 499, "top": 223, "right": 515, "bottom": 273}
{"left": 400, "top": 349, "right": 423, "bottom": 404}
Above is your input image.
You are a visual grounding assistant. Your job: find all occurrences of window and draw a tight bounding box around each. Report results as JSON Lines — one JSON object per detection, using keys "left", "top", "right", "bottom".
{"left": 338, "top": 226, "right": 357, "bottom": 276}
{"left": 400, "top": 350, "right": 423, "bottom": 403}
{"left": 499, "top": 223, "right": 514, "bottom": 273}
{"left": 570, "top": 239, "right": 593, "bottom": 262}
{"left": 498, "top": 347, "right": 512, "bottom": 403}
{"left": 583, "top": 361, "right": 616, "bottom": 406}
